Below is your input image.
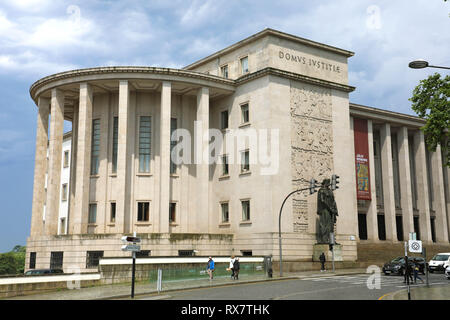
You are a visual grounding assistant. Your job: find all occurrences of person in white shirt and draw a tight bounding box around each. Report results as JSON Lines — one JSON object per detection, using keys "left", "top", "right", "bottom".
{"left": 229, "top": 255, "right": 235, "bottom": 279}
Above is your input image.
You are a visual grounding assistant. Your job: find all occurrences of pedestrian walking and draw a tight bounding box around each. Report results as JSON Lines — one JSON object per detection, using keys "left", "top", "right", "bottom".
{"left": 413, "top": 263, "right": 424, "bottom": 284}
{"left": 228, "top": 255, "right": 235, "bottom": 279}
{"left": 403, "top": 262, "right": 413, "bottom": 283}
{"left": 233, "top": 257, "right": 240, "bottom": 280}
{"left": 206, "top": 257, "right": 215, "bottom": 280}
{"left": 319, "top": 252, "right": 326, "bottom": 272}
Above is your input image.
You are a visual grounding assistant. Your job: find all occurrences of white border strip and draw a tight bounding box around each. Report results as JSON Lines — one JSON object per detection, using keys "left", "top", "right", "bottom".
{"left": 99, "top": 257, "right": 264, "bottom": 266}
{"left": 0, "top": 273, "right": 101, "bottom": 285}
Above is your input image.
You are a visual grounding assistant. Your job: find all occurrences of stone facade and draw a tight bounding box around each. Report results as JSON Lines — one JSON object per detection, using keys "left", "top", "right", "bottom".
{"left": 25, "top": 28, "right": 449, "bottom": 273}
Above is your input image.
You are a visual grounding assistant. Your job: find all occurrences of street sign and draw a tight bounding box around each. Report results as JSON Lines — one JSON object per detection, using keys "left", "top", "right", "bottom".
{"left": 121, "top": 236, "right": 141, "bottom": 243}
{"left": 122, "top": 244, "right": 141, "bottom": 252}
{"left": 408, "top": 240, "right": 422, "bottom": 253}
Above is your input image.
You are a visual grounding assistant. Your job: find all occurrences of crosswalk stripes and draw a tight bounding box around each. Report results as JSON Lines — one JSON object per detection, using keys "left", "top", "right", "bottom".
{"left": 301, "top": 275, "right": 418, "bottom": 287}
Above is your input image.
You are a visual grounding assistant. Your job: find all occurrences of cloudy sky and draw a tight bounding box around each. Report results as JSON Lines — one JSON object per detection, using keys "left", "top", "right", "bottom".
{"left": 0, "top": 0, "right": 449, "bottom": 252}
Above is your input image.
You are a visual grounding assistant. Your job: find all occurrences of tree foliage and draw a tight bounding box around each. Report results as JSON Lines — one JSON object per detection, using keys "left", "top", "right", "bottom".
{"left": 0, "top": 246, "right": 26, "bottom": 275}
{"left": 409, "top": 73, "right": 450, "bottom": 167}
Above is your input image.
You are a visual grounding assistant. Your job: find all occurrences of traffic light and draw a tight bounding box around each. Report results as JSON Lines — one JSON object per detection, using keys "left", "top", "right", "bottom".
{"left": 121, "top": 236, "right": 141, "bottom": 243}
{"left": 331, "top": 174, "right": 339, "bottom": 191}
{"left": 309, "top": 178, "right": 318, "bottom": 195}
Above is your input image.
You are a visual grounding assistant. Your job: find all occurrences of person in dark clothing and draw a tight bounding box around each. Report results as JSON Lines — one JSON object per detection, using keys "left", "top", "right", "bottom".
{"left": 319, "top": 252, "right": 326, "bottom": 272}
{"left": 233, "top": 257, "right": 240, "bottom": 280}
{"left": 403, "top": 262, "right": 413, "bottom": 284}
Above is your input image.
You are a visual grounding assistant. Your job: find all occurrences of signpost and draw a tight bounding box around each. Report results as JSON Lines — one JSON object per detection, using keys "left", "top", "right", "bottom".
{"left": 404, "top": 235, "right": 423, "bottom": 300}
{"left": 121, "top": 233, "right": 141, "bottom": 299}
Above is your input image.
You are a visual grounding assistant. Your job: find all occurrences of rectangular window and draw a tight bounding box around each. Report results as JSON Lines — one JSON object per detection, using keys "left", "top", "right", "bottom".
{"left": 112, "top": 116, "right": 118, "bottom": 173}
{"left": 221, "top": 65, "right": 228, "bottom": 78}
{"left": 91, "top": 119, "right": 100, "bottom": 175}
{"left": 221, "top": 202, "right": 229, "bottom": 223}
{"left": 63, "top": 150, "right": 70, "bottom": 168}
{"left": 110, "top": 202, "right": 116, "bottom": 223}
{"left": 222, "top": 155, "right": 229, "bottom": 176}
{"left": 241, "top": 200, "right": 250, "bottom": 221}
{"left": 169, "top": 202, "right": 176, "bottom": 223}
{"left": 178, "top": 250, "right": 194, "bottom": 257}
{"left": 50, "top": 251, "right": 63, "bottom": 270}
{"left": 241, "top": 250, "right": 252, "bottom": 256}
{"left": 221, "top": 110, "right": 229, "bottom": 130}
{"left": 241, "top": 103, "right": 249, "bottom": 123}
{"left": 358, "top": 213, "right": 368, "bottom": 240}
{"left": 86, "top": 251, "right": 103, "bottom": 269}
{"left": 88, "top": 203, "right": 97, "bottom": 224}
{"left": 241, "top": 150, "right": 250, "bottom": 173}
{"left": 29, "top": 252, "right": 36, "bottom": 269}
{"left": 170, "top": 118, "right": 177, "bottom": 174}
{"left": 61, "top": 183, "right": 68, "bottom": 201}
{"left": 241, "top": 56, "right": 248, "bottom": 74}
{"left": 137, "top": 202, "right": 150, "bottom": 222}
{"left": 136, "top": 250, "right": 151, "bottom": 258}
{"left": 139, "top": 116, "right": 151, "bottom": 173}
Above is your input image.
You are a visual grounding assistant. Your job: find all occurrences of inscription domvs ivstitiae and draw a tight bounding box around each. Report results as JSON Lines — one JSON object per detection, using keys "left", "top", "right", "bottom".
{"left": 279, "top": 50, "right": 341, "bottom": 73}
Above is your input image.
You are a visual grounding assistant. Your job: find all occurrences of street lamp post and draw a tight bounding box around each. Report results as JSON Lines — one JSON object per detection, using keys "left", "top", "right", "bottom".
{"left": 278, "top": 179, "right": 318, "bottom": 277}
{"left": 408, "top": 60, "right": 450, "bottom": 70}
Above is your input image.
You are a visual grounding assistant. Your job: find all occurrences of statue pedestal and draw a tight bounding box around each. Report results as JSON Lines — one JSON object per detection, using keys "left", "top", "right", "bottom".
{"left": 313, "top": 244, "right": 343, "bottom": 262}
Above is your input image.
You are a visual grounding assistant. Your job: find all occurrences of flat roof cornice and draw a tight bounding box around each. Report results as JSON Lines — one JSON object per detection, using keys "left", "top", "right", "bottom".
{"left": 29, "top": 66, "right": 236, "bottom": 102}
{"left": 238, "top": 67, "right": 355, "bottom": 93}
{"left": 184, "top": 28, "right": 355, "bottom": 70}
{"left": 350, "top": 103, "right": 425, "bottom": 128}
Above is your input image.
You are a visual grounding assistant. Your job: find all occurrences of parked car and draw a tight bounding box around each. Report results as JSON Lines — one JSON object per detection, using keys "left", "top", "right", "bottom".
{"left": 445, "top": 265, "right": 450, "bottom": 280}
{"left": 382, "top": 256, "right": 424, "bottom": 275}
{"left": 24, "top": 269, "right": 64, "bottom": 275}
{"left": 428, "top": 253, "right": 450, "bottom": 273}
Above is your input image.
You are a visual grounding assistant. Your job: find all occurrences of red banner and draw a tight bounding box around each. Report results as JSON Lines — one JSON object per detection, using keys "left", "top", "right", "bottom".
{"left": 353, "top": 118, "right": 371, "bottom": 200}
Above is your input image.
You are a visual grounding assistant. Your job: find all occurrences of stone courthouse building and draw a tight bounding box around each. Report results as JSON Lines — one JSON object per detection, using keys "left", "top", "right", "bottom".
{"left": 26, "top": 29, "right": 450, "bottom": 272}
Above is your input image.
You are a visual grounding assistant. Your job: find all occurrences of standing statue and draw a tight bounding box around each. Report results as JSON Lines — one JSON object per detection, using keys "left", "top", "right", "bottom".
{"left": 316, "top": 179, "right": 338, "bottom": 244}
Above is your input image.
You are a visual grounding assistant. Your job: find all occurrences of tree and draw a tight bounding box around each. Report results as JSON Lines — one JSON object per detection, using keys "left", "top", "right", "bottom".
{"left": 0, "top": 246, "right": 26, "bottom": 275}
{"left": 409, "top": 73, "right": 450, "bottom": 167}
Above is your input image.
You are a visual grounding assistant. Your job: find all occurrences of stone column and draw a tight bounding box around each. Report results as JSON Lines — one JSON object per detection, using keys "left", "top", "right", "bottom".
{"left": 30, "top": 97, "right": 50, "bottom": 237}
{"left": 380, "top": 123, "right": 397, "bottom": 242}
{"left": 367, "top": 120, "right": 379, "bottom": 241}
{"left": 72, "top": 83, "right": 93, "bottom": 234}
{"left": 159, "top": 81, "right": 171, "bottom": 233}
{"left": 45, "top": 89, "right": 65, "bottom": 235}
{"left": 116, "top": 80, "right": 130, "bottom": 234}
{"left": 397, "top": 126, "right": 414, "bottom": 239}
{"left": 431, "top": 144, "right": 449, "bottom": 242}
{"left": 413, "top": 130, "right": 432, "bottom": 243}
{"left": 196, "top": 87, "right": 209, "bottom": 232}
{"left": 68, "top": 102, "right": 79, "bottom": 234}
{"left": 444, "top": 139, "right": 450, "bottom": 240}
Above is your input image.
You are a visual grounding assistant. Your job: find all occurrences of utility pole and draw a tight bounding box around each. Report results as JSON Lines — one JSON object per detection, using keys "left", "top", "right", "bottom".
{"left": 404, "top": 241, "right": 411, "bottom": 300}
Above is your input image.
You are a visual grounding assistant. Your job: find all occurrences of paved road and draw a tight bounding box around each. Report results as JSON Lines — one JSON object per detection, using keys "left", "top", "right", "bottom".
{"left": 141, "top": 273, "right": 449, "bottom": 300}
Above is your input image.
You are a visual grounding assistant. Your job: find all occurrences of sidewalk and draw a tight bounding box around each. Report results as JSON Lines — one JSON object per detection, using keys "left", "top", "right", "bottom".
{"left": 5, "top": 268, "right": 367, "bottom": 300}
{"left": 382, "top": 285, "right": 450, "bottom": 300}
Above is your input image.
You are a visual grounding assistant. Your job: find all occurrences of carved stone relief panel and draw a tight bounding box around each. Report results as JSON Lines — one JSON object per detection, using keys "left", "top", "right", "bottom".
{"left": 290, "top": 81, "right": 334, "bottom": 233}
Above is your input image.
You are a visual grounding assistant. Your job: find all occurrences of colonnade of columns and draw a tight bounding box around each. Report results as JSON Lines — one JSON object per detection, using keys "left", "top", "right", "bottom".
{"left": 363, "top": 120, "right": 449, "bottom": 243}
{"left": 30, "top": 81, "right": 210, "bottom": 237}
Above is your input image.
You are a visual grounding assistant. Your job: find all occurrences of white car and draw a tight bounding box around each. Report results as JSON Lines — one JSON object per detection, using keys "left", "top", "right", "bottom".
{"left": 444, "top": 257, "right": 450, "bottom": 270}
{"left": 445, "top": 265, "right": 450, "bottom": 280}
{"left": 428, "top": 253, "right": 450, "bottom": 273}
